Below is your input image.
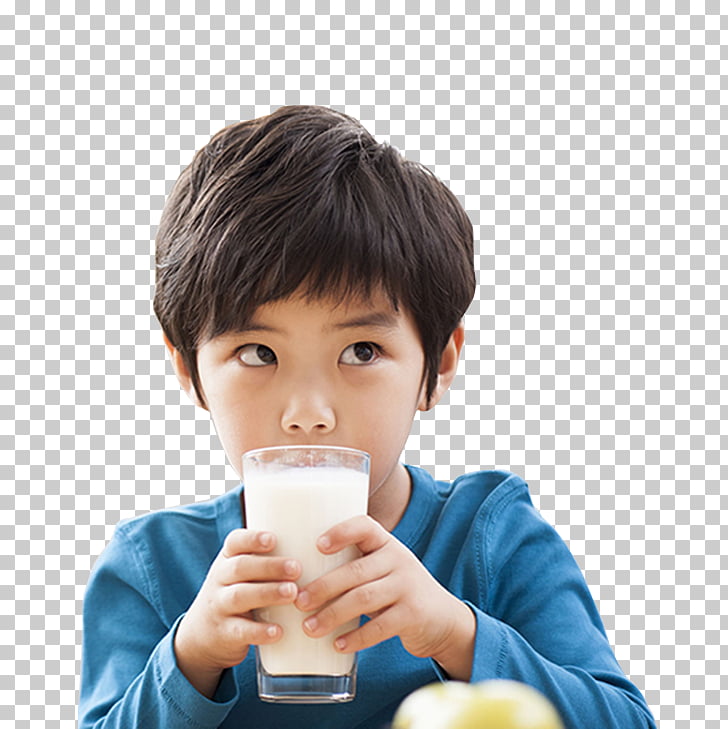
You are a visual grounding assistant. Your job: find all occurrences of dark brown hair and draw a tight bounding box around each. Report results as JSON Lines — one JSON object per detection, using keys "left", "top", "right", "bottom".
{"left": 154, "top": 105, "right": 475, "bottom": 406}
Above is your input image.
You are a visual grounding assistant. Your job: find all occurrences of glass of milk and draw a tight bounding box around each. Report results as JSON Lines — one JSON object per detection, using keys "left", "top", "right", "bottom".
{"left": 242, "top": 445, "right": 370, "bottom": 703}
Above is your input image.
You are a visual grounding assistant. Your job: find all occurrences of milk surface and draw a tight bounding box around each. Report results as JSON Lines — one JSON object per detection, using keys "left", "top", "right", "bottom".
{"left": 244, "top": 466, "right": 369, "bottom": 675}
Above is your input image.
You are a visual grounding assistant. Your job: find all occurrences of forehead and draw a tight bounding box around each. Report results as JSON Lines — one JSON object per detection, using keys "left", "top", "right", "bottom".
{"left": 206, "top": 288, "right": 420, "bottom": 345}
{"left": 247, "top": 289, "right": 405, "bottom": 330}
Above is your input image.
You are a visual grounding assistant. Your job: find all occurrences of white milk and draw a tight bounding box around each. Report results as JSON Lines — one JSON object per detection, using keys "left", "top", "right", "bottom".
{"left": 244, "top": 466, "right": 369, "bottom": 676}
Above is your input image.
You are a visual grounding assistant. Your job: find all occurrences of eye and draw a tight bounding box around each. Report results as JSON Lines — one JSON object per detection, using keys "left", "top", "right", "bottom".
{"left": 340, "top": 341, "right": 380, "bottom": 365}
{"left": 237, "top": 344, "right": 277, "bottom": 367}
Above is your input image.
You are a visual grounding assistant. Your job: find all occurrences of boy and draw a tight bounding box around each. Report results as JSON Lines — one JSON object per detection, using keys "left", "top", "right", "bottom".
{"left": 79, "top": 105, "right": 655, "bottom": 728}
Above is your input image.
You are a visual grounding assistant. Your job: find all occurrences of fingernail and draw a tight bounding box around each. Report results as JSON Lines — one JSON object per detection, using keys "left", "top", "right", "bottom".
{"left": 279, "top": 582, "right": 296, "bottom": 597}
{"left": 284, "top": 560, "right": 298, "bottom": 576}
{"left": 317, "top": 535, "right": 331, "bottom": 551}
{"left": 259, "top": 532, "right": 272, "bottom": 547}
{"left": 266, "top": 625, "right": 279, "bottom": 639}
{"left": 335, "top": 637, "right": 346, "bottom": 651}
{"left": 303, "top": 616, "right": 318, "bottom": 633}
{"left": 297, "top": 590, "right": 310, "bottom": 608}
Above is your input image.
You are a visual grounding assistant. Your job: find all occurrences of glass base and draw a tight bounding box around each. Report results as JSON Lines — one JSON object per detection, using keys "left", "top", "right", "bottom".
{"left": 257, "top": 669, "right": 356, "bottom": 704}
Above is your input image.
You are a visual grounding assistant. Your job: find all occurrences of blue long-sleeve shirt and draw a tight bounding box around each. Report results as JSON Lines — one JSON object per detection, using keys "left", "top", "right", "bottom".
{"left": 79, "top": 466, "right": 656, "bottom": 728}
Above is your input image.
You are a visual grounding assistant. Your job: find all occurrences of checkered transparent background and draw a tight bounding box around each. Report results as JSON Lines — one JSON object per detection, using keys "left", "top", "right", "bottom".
{"left": 3, "top": 1, "right": 727, "bottom": 726}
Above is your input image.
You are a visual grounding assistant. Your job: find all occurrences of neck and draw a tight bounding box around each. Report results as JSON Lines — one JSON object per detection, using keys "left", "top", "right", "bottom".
{"left": 368, "top": 462, "right": 412, "bottom": 532}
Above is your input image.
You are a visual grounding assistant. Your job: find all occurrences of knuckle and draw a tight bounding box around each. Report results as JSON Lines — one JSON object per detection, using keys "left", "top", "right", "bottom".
{"left": 223, "top": 528, "right": 250, "bottom": 556}
{"left": 356, "top": 584, "right": 375, "bottom": 609}
{"left": 308, "top": 574, "right": 330, "bottom": 601}
{"left": 230, "top": 527, "right": 247, "bottom": 544}
{"left": 230, "top": 619, "right": 254, "bottom": 647}
{"left": 227, "top": 617, "right": 245, "bottom": 644}
{"left": 319, "top": 603, "right": 338, "bottom": 626}
{"left": 263, "top": 558, "right": 279, "bottom": 580}
{"left": 369, "top": 618, "right": 387, "bottom": 640}
{"left": 348, "top": 557, "right": 367, "bottom": 582}
{"left": 267, "top": 582, "right": 282, "bottom": 601}
{"left": 350, "top": 515, "right": 370, "bottom": 538}
{"left": 366, "top": 514, "right": 382, "bottom": 531}
{"left": 231, "top": 554, "right": 252, "bottom": 581}
{"left": 228, "top": 583, "right": 249, "bottom": 612}
{"left": 221, "top": 532, "right": 236, "bottom": 556}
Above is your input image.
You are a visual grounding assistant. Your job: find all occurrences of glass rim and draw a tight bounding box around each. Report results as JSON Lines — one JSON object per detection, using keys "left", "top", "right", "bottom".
{"left": 243, "top": 445, "right": 370, "bottom": 461}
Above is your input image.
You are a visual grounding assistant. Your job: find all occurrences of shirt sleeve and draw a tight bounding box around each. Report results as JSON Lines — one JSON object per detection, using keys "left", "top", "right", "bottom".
{"left": 466, "top": 480, "right": 656, "bottom": 729}
{"left": 78, "top": 525, "right": 239, "bottom": 729}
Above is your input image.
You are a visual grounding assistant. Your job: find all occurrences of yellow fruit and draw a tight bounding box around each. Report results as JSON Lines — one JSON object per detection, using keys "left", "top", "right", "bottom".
{"left": 392, "top": 679, "right": 565, "bottom": 729}
{"left": 392, "top": 682, "right": 474, "bottom": 729}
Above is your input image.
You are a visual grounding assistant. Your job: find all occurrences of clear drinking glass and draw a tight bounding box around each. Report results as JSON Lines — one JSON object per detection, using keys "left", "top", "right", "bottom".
{"left": 242, "top": 445, "right": 370, "bottom": 703}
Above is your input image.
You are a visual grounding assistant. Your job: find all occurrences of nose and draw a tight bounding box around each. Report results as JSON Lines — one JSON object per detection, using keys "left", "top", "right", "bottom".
{"left": 280, "top": 388, "right": 336, "bottom": 436}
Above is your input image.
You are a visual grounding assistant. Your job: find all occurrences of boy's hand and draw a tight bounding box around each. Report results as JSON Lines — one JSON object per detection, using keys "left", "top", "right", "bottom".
{"left": 173, "top": 529, "right": 301, "bottom": 698}
{"left": 294, "top": 515, "right": 476, "bottom": 681}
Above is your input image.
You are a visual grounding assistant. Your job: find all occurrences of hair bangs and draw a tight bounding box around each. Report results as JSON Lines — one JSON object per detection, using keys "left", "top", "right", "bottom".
{"left": 203, "top": 150, "right": 411, "bottom": 341}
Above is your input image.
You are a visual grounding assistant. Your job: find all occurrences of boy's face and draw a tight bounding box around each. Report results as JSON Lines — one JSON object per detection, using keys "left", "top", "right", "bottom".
{"left": 166, "top": 290, "right": 463, "bottom": 510}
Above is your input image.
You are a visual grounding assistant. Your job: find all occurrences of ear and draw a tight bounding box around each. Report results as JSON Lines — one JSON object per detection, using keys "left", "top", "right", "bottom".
{"left": 417, "top": 322, "right": 465, "bottom": 412}
{"left": 162, "top": 334, "right": 208, "bottom": 410}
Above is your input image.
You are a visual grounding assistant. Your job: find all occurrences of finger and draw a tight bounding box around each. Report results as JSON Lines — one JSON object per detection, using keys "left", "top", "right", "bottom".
{"left": 223, "top": 580, "right": 299, "bottom": 614}
{"left": 331, "top": 607, "right": 402, "bottom": 654}
{"left": 221, "top": 528, "right": 276, "bottom": 558}
{"left": 316, "top": 514, "right": 390, "bottom": 556}
{"left": 219, "top": 554, "right": 301, "bottom": 586}
{"left": 301, "top": 575, "right": 394, "bottom": 638}
{"left": 296, "top": 548, "right": 390, "bottom": 611}
{"left": 226, "top": 615, "right": 284, "bottom": 647}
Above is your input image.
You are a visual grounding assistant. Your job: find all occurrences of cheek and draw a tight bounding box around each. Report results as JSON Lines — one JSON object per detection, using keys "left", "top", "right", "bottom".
{"left": 367, "top": 367, "right": 424, "bottom": 421}
{"left": 353, "top": 378, "right": 422, "bottom": 468}
{"left": 204, "top": 388, "right": 265, "bottom": 469}
{"left": 207, "top": 411, "right": 245, "bottom": 469}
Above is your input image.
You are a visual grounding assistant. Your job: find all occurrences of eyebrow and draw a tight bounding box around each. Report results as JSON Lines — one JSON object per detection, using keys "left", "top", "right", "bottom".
{"left": 328, "top": 311, "right": 400, "bottom": 331}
